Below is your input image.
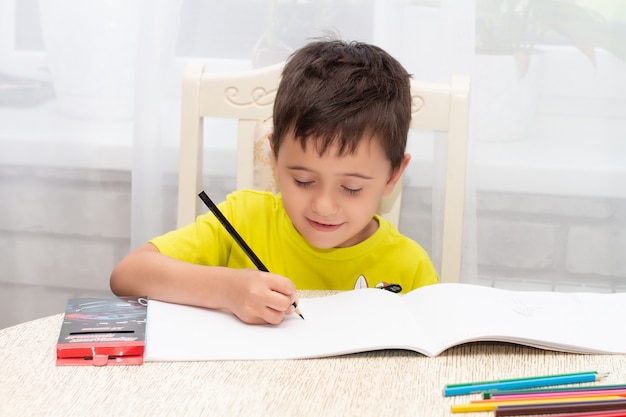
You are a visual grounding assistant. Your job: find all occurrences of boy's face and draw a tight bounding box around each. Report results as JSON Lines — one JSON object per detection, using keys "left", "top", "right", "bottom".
{"left": 274, "top": 134, "right": 409, "bottom": 249}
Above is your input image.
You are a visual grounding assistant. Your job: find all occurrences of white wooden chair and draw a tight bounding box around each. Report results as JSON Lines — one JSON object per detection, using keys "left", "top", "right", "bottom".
{"left": 176, "top": 62, "right": 470, "bottom": 283}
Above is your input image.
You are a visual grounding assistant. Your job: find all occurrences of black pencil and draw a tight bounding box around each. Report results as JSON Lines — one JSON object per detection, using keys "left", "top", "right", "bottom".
{"left": 198, "top": 191, "right": 304, "bottom": 319}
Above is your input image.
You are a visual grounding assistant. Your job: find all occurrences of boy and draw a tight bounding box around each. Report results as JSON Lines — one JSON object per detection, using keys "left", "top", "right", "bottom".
{"left": 110, "top": 38, "right": 438, "bottom": 325}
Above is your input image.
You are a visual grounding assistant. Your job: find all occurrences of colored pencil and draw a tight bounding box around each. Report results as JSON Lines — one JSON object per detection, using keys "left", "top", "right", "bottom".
{"left": 493, "top": 398, "right": 626, "bottom": 416}
{"left": 451, "top": 396, "right": 623, "bottom": 413}
{"left": 444, "top": 372, "right": 608, "bottom": 397}
{"left": 198, "top": 191, "right": 304, "bottom": 319}
{"left": 447, "top": 372, "right": 599, "bottom": 388}
{"left": 487, "top": 389, "right": 626, "bottom": 401}
{"left": 474, "top": 393, "right": 626, "bottom": 405}
{"left": 484, "top": 384, "right": 626, "bottom": 399}
{"left": 483, "top": 384, "right": 626, "bottom": 399}
{"left": 535, "top": 412, "right": 626, "bottom": 417}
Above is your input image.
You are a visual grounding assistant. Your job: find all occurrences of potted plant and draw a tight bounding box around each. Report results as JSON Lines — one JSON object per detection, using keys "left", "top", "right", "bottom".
{"left": 476, "top": 0, "right": 626, "bottom": 75}
{"left": 473, "top": 0, "right": 626, "bottom": 141}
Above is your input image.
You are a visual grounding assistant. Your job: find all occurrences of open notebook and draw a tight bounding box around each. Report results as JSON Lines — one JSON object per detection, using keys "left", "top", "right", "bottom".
{"left": 144, "top": 283, "right": 626, "bottom": 361}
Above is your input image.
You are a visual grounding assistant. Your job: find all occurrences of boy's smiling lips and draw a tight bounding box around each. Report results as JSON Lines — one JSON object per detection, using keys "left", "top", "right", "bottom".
{"left": 306, "top": 218, "right": 343, "bottom": 232}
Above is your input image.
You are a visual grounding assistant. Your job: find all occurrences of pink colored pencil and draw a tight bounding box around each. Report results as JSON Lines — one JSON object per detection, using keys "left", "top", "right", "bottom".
{"left": 491, "top": 390, "right": 626, "bottom": 401}
{"left": 494, "top": 399, "right": 626, "bottom": 416}
{"left": 537, "top": 411, "right": 626, "bottom": 417}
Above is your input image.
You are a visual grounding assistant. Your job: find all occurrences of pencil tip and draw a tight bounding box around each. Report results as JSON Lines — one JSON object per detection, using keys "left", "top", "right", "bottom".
{"left": 292, "top": 301, "right": 303, "bottom": 319}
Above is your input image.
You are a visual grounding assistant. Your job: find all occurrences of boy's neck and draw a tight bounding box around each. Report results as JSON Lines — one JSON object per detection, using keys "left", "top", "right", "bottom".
{"left": 335, "top": 217, "right": 380, "bottom": 248}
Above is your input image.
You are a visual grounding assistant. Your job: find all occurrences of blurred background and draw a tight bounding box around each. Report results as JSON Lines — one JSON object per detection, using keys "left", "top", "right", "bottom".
{"left": 1, "top": 0, "right": 624, "bottom": 328}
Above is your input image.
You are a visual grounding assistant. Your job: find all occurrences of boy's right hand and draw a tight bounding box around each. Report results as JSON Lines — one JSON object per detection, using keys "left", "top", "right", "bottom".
{"left": 224, "top": 269, "right": 298, "bottom": 325}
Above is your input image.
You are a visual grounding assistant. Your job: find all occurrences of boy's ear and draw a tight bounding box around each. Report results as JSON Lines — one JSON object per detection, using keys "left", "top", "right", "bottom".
{"left": 268, "top": 133, "right": 278, "bottom": 161}
{"left": 383, "top": 153, "right": 411, "bottom": 196}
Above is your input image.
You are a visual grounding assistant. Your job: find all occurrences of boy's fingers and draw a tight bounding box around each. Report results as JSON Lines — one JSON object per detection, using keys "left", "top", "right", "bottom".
{"left": 265, "top": 288, "right": 296, "bottom": 313}
{"left": 267, "top": 273, "right": 297, "bottom": 296}
{"left": 240, "top": 271, "right": 297, "bottom": 324}
{"left": 262, "top": 274, "right": 296, "bottom": 305}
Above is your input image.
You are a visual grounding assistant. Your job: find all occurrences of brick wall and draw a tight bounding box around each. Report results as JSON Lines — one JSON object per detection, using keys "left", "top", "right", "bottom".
{"left": 0, "top": 165, "right": 129, "bottom": 328}
{"left": 401, "top": 187, "right": 626, "bottom": 292}
{"left": 476, "top": 192, "right": 626, "bottom": 292}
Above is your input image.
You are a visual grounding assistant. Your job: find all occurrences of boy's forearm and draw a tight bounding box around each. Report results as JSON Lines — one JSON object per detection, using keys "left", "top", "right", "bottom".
{"left": 110, "top": 243, "right": 299, "bottom": 324}
{"left": 109, "top": 244, "right": 231, "bottom": 311}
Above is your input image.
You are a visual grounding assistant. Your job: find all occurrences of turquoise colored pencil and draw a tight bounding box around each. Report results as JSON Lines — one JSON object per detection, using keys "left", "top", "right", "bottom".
{"left": 444, "top": 372, "right": 608, "bottom": 397}
{"left": 447, "top": 371, "right": 598, "bottom": 388}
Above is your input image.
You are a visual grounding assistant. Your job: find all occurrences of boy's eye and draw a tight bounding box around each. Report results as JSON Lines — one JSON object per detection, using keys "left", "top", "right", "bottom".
{"left": 294, "top": 179, "right": 313, "bottom": 188}
{"left": 343, "top": 186, "right": 362, "bottom": 196}
{"left": 293, "top": 178, "right": 361, "bottom": 195}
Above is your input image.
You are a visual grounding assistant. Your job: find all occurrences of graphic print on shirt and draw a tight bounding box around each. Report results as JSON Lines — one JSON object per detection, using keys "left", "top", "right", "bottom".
{"left": 354, "top": 274, "right": 368, "bottom": 289}
{"left": 353, "top": 274, "right": 403, "bottom": 293}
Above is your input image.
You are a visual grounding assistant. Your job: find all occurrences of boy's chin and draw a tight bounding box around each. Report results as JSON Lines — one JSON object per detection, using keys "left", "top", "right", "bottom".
{"left": 293, "top": 228, "right": 342, "bottom": 249}
{"left": 293, "top": 221, "right": 368, "bottom": 249}
{"left": 303, "top": 236, "right": 339, "bottom": 249}
{"left": 301, "top": 232, "right": 359, "bottom": 249}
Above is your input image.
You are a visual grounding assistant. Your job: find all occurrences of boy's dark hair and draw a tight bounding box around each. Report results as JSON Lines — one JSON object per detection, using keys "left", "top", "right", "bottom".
{"left": 272, "top": 38, "right": 412, "bottom": 172}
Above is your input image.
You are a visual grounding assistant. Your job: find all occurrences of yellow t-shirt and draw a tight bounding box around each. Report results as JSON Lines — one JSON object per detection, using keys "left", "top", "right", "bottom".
{"left": 150, "top": 190, "right": 438, "bottom": 292}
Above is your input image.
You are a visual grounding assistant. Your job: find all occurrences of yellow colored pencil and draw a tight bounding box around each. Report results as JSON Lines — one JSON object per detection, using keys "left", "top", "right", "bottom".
{"left": 451, "top": 395, "right": 624, "bottom": 413}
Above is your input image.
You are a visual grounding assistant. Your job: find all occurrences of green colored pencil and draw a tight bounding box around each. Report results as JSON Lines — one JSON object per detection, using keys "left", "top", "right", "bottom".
{"left": 483, "top": 383, "right": 626, "bottom": 399}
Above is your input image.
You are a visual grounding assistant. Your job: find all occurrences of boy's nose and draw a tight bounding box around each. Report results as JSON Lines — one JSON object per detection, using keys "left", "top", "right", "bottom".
{"left": 311, "top": 190, "right": 338, "bottom": 216}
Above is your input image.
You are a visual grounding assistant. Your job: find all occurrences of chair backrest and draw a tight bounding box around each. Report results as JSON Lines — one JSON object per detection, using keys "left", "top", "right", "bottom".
{"left": 176, "top": 62, "right": 470, "bottom": 283}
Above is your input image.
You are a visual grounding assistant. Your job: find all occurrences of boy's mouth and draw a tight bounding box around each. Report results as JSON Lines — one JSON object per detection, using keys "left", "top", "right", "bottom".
{"left": 307, "top": 218, "right": 342, "bottom": 232}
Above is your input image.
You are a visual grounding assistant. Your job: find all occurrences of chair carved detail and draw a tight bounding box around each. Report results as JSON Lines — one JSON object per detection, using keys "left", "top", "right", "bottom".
{"left": 224, "top": 86, "right": 277, "bottom": 108}
{"left": 411, "top": 94, "right": 425, "bottom": 116}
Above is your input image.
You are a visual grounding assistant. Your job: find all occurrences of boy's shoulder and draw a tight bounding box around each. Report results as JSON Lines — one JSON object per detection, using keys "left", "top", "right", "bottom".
{"left": 226, "top": 189, "right": 281, "bottom": 204}
{"left": 377, "top": 216, "right": 429, "bottom": 254}
{"left": 223, "top": 189, "right": 284, "bottom": 215}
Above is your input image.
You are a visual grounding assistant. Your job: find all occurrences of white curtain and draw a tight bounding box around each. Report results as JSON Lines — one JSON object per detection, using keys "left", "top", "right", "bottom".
{"left": 1, "top": 0, "right": 625, "bottom": 328}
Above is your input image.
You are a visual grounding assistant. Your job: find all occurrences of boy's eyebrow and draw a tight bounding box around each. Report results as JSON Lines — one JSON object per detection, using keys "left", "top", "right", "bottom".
{"left": 286, "top": 165, "right": 374, "bottom": 180}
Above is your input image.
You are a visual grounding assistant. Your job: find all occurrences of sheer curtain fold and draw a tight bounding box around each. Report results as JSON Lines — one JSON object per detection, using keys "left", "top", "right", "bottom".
{"left": 131, "top": 0, "right": 181, "bottom": 249}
